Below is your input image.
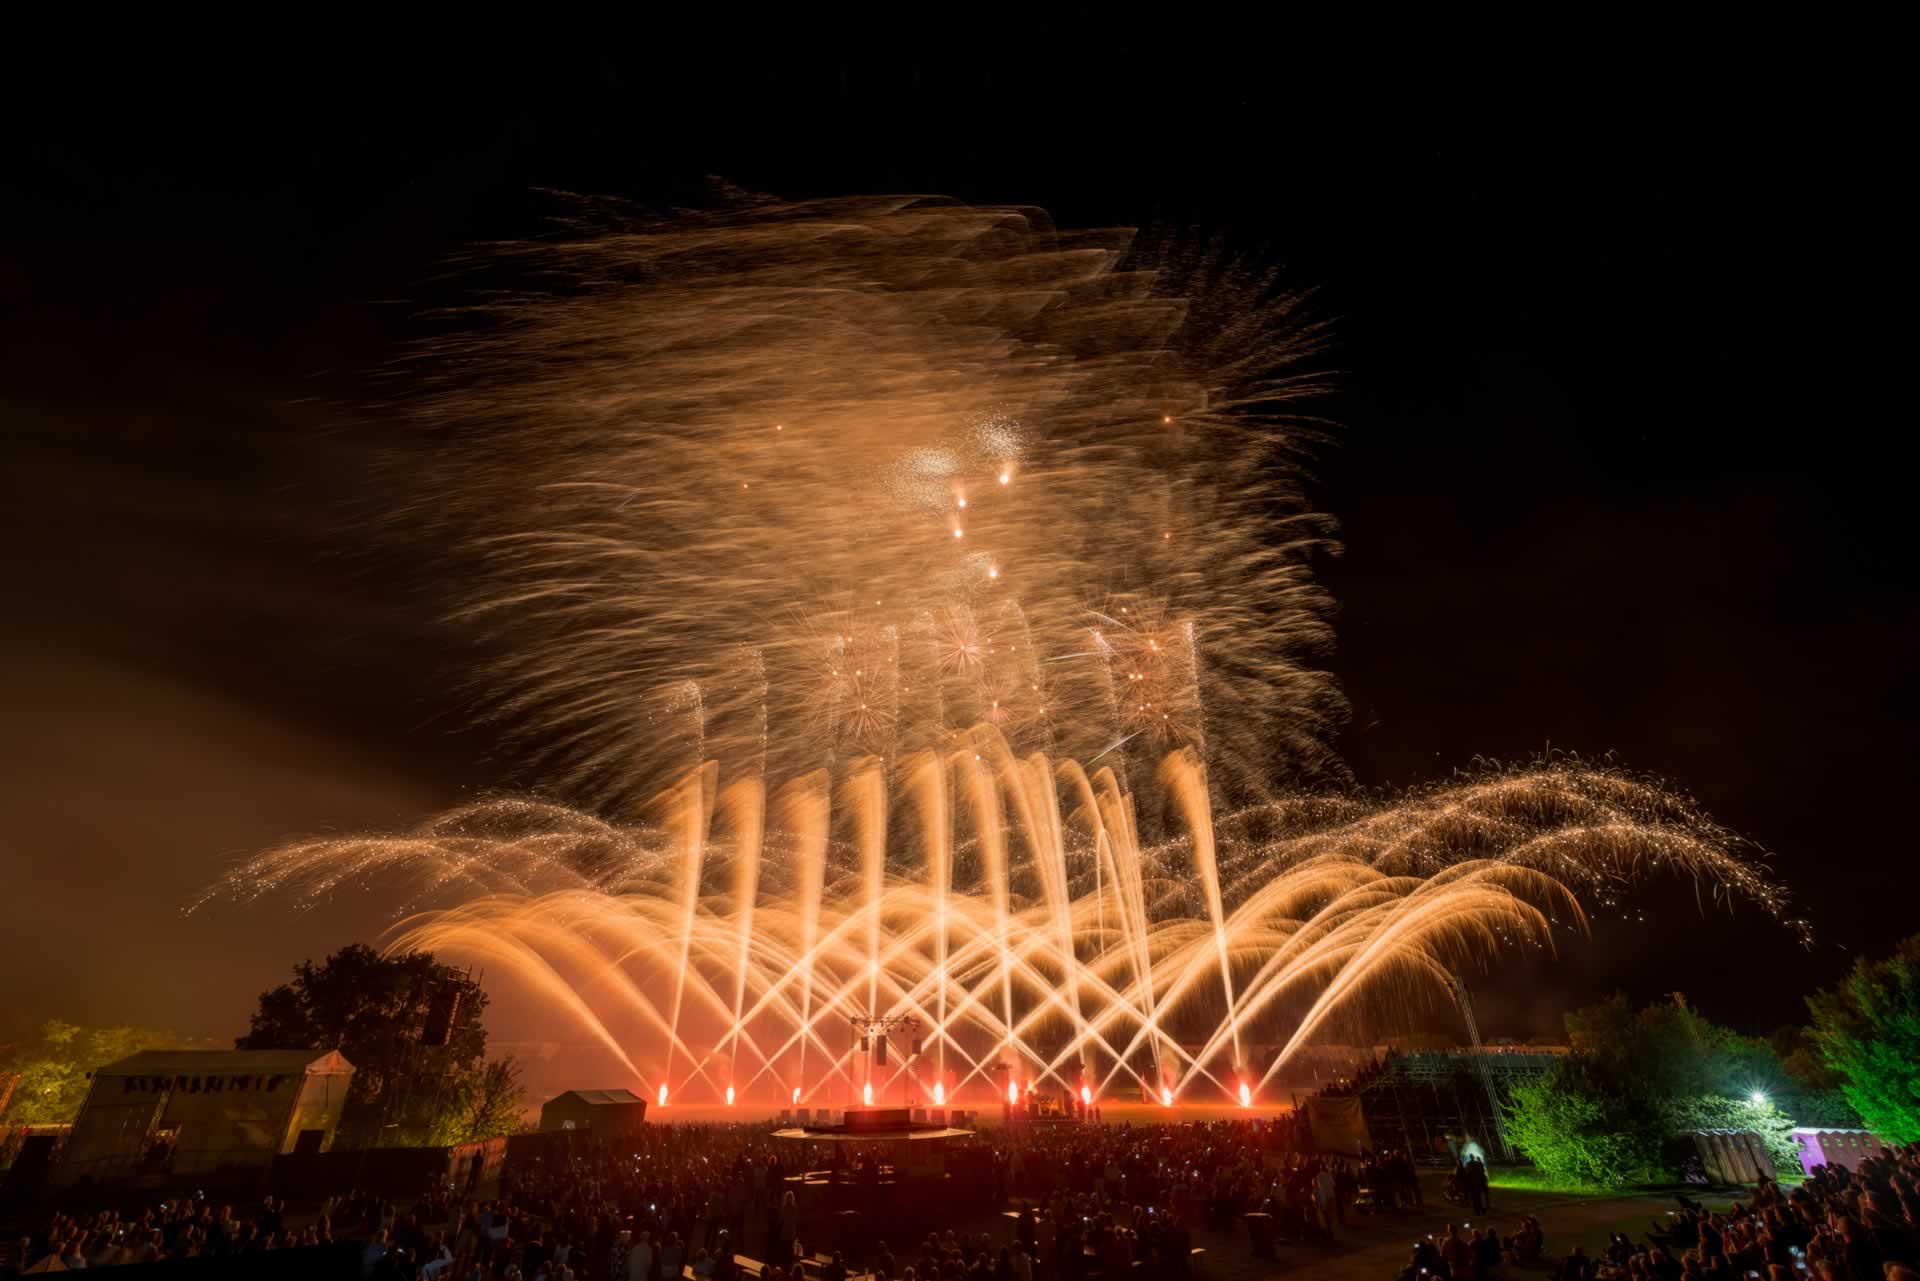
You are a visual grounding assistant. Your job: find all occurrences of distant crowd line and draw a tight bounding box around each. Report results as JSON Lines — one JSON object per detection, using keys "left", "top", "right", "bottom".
{"left": 15, "top": 1119, "right": 1909, "bottom": 1281}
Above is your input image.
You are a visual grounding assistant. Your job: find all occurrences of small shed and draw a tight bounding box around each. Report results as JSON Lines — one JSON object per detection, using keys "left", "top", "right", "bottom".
{"left": 1688, "top": 1128, "right": 1777, "bottom": 1184}
{"left": 538, "top": 1088, "right": 647, "bottom": 1134}
{"left": 58, "top": 1049, "right": 354, "bottom": 1187}
{"left": 1792, "top": 1127, "right": 1887, "bottom": 1175}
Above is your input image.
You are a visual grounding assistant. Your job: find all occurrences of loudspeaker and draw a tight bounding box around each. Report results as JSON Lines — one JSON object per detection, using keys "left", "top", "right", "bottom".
{"left": 874, "top": 1035, "right": 888, "bottom": 1066}
{"left": 909, "top": 1036, "right": 922, "bottom": 1057}
{"left": 422, "top": 987, "right": 462, "bottom": 1046}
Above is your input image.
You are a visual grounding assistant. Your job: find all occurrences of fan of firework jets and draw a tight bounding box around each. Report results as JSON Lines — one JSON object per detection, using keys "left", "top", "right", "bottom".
{"left": 203, "top": 193, "right": 1805, "bottom": 1107}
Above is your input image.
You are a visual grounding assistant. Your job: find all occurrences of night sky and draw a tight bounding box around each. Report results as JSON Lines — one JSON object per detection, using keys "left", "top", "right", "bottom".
{"left": 3, "top": 46, "right": 1907, "bottom": 1052}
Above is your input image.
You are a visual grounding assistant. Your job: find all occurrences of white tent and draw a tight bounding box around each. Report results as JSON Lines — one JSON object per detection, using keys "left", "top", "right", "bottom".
{"left": 58, "top": 1049, "right": 354, "bottom": 1186}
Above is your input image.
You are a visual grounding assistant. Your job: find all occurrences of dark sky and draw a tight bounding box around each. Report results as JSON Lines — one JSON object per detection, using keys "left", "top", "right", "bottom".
{"left": 2, "top": 46, "right": 1908, "bottom": 1051}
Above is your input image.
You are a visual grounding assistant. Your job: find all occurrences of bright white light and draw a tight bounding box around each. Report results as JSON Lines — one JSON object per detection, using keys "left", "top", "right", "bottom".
{"left": 933, "top": 1082, "right": 946, "bottom": 1105}
{"left": 1750, "top": 1090, "right": 1767, "bottom": 1105}
{"left": 1080, "top": 1085, "right": 1092, "bottom": 1106}
{"left": 998, "top": 472, "right": 1010, "bottom": 484}
{"left": 792, "top": 1086, "right": 801, "bottom": 1105}
{"left": 657, "top": 1083, "right": 668, "bottom": 1106}
{"left": 1238, "top": 1082, "right": 1252, "bottom": 1108}
{"left": 1007, "top": 1081, "right": 1018, "bottom": 1105}
{"left": 1161, "top": 1086, "right": 1173, "bottom": 1107}
{"left": 863, "top": 1082, "right": 874, "bottom": 1106}
{"left": 725, "top": 1085, "right": 736, "bottom": 1106}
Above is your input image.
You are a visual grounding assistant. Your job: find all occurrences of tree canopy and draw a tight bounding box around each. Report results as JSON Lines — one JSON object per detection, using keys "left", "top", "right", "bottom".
{"left": 1503, "top": 1058, "right": 1668, "bottom": 1187}
{"left": 236, "top": 943, "right": 522, "bottom": 1146}
{"left": 1806, "top": 934, "right": 1920, "bottom": 1144}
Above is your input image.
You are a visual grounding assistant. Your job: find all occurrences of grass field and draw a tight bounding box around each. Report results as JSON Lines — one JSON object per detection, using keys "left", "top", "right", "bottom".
{"left": 1488, "top": 1167, "right": 1801, "bottom": 1197}
{"left": 1487, "top": 1168, "right": 1616, "bottom": 1196}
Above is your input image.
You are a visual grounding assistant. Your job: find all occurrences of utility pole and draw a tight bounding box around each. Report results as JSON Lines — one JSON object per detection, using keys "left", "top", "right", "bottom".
{"left": 1447, "top": 973, "right": 1512, "bottom": 1160}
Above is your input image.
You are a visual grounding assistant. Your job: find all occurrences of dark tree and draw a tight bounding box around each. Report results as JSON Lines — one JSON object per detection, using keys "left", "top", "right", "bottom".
{"left": 238, "top": 944, "right": 517, "bottom": 1145}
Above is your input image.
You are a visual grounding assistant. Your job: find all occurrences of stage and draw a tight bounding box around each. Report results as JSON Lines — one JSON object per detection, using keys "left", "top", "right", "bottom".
{"left": 641, "top": 1098, "right": 1296, "bottom": 1125}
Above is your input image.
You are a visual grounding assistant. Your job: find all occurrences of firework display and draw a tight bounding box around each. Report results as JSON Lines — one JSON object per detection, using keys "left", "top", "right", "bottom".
{"left": 205, "top": 195, "right": 1799, "bottom": 1105}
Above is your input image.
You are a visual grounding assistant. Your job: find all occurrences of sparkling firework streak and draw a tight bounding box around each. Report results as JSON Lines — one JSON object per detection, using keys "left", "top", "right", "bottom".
{"left": 206, "top": 737, "right": 1800, "bottom": 1102}
{"left": 405, "top": 194, "right": 1342, "bottom": 808}
{"left": 202, "top": 193, "right": 1805, "bottom": 1103}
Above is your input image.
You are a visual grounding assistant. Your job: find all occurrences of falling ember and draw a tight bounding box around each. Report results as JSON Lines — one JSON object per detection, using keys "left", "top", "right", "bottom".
{"left": 863, "top": 1083, "right": 874, "bottom": 1106}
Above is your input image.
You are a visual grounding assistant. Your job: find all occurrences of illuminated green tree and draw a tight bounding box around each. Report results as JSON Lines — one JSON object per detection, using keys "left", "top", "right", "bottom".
{"left": 0, "top": 1021, "right": 190, "bottom": 1125}
{"left": 1503, "top": 1060, "right": 1665, "bottom": 1186}
{"left": 1806, "top": 935, "right": 1920, "bottom": 1144}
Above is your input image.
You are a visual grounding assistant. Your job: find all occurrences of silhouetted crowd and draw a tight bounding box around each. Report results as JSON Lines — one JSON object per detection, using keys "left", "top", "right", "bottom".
{"left": 1017, "top": 1122, "right": 1424, "bottom": 1223}
{"left": 3, "top": 1119, "right": 1343, "bottom": 1278}
{"left": 1389, "top": 1142, "right": 1920, "bottom": 1281}
{"left": 23, "top": 1114, "right": 1813, "bottom": 1281}
{"left": 3, "top": 1194, "right": 321, "bottom": 1271}
{"left": 1557, "top": 1141, "right": 1920, "bottom": 1281}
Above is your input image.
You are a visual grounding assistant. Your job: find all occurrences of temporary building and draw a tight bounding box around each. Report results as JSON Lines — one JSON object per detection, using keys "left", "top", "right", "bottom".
{"left": 57, "top": 1049, "right": 354, "bottom": 1186}
{"left": 538, "top": 1088, "right": 648, "bottom": 1134}
{"left": 1688, "top": 1128, "right": 1777, "bottom": 1184}
{"left": 1791, "top": 1127, "right": 1887, "bottom": 1176}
